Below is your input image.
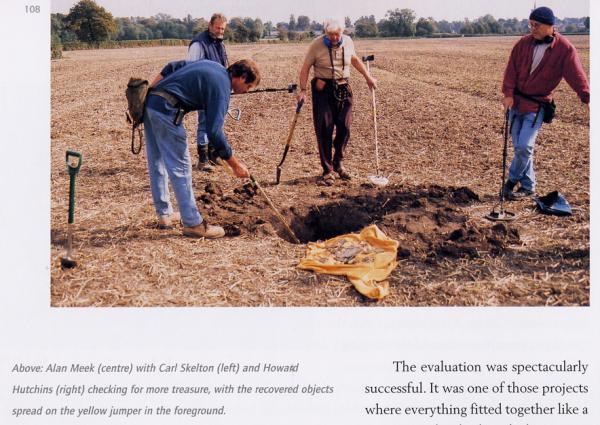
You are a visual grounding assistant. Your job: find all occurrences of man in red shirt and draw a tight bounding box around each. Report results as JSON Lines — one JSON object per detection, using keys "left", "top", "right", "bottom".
{"left": 501, "top": 6, "right": 589, "bottom": 200}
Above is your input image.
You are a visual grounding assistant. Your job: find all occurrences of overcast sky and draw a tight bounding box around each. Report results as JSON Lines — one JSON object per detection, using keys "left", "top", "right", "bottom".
{"left": 51, "top": 0, "right": 590, "bottom": 23}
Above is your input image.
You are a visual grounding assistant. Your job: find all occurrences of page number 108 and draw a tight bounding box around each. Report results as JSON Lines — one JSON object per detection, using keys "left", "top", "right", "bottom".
{"left": 26, "top": 5, "right": 40, "bottom": 13}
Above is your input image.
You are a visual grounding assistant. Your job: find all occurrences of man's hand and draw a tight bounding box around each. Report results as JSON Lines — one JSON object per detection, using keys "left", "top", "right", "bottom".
{"left": 366, "top": 76, "right": 378, "bottom": 91}
{"left": 296, "top": 89, "right": 307, "bottom": 103}
{"left": 226, "top": 156, "right": 250, "bottom": 178}
{"left": 502, "top": 96, "right": 514, "bottom": 110}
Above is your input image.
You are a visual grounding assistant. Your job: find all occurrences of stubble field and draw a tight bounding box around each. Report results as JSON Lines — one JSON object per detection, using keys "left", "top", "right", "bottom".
{"left": 50, "top": 36, "right": 590, "bottom": 306}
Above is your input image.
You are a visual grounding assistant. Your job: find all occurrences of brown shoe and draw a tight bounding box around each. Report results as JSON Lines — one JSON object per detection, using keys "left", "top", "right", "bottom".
{"left": 318, "top": 172, "right": 336, "bottom": 186}
{"left": 158, "top": 212, "right": 181, "bottom": 229}
{"left": 335, "top": 166, "right": 352, "bottom": 180}
{"left": 183, "top": 221, "right": 225, "bottom": 239}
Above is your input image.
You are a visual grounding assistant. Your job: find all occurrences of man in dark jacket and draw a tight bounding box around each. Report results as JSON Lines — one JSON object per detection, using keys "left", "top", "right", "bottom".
{"left": 187, "top": 13, "right": 229, "bottom": 172}
{"left": 501, "top": 6, "right": 589, "bottom": 200}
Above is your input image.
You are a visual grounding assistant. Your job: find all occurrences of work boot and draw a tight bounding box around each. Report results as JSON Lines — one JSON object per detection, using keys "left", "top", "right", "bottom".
{"left": 158, "top": 212, "right": 181, "bottom": 229}
{"left": 183, "top": 221, "right": 225, "bottom": 239}
{"left": 197, "top": 145, "right": 214, "bottom": 173}
{"left": 334, "top": 165, "right": 352, "bottom": 180}
{"left": 502, "top": 180, "right": 517, "bottom": 200}
{"left": 509, "top": 187, "right": 534, "bottom": 200}
{"left": 319, "top": 172, "right": 336, "bottom": 186}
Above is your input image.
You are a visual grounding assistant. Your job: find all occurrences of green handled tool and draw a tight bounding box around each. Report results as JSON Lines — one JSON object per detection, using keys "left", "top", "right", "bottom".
{"left": 61, "top": 150, "right": 83, "bottom": 269}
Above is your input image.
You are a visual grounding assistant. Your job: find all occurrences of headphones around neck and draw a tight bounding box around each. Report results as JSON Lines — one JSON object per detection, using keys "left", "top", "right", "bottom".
{"left": 542, "top": 34, "right": 554, "bottom": 43}
{"left": 323, "top": 36, "right": 344, "bottom": 48}
{"left": 535, "top": 31, "right": 555, "bottom": 45}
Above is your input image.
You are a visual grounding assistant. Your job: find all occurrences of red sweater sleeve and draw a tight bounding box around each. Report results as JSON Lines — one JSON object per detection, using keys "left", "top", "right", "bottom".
{"left": 502, "top": 41, "right": 520, "bottom": 97}
{"left": 562, "top": 46, "right": 590, "bottom": 104}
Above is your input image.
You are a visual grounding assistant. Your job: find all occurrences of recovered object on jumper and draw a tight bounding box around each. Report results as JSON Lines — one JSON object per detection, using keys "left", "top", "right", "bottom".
{"left": 298, "top": 225, "right": 399, "bottom": 300}
{"left": 534, "top": 191, "right": 572, "bottom": 216}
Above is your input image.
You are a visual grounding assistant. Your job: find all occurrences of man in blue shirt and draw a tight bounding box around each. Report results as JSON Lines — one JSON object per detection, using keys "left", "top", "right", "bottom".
{"left": 187, "top": 13, "right": 229, "bottom": 172}
{"left": 144, "top": 59, "right": 260, "bottom": 238}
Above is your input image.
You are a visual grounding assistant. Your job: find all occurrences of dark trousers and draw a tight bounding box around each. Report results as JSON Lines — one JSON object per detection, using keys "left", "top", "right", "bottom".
{"left": 311, "top": 78, "right": 353, "bottom": 174}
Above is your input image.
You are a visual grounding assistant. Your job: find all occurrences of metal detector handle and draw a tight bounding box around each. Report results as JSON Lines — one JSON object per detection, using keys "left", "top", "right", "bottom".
{"left": 249, "top": 175, "right": 301, "bottom": 244}
{"left": 233, "top": 83, "right": 297, "bottom": 95}
{"left": 66, "top": 150, "right": 82, "bottom": 224}
{"left": 363, "top": 59, "right": 381, "bottom": 176}
{"left": 499, "top": 110, "right": 510, "bottom": 205}
{"left": 295, "top": 98, "right": 305, "bottom": 113}
{"left": 227, "top": 107, "right": 242, "bottom": 121}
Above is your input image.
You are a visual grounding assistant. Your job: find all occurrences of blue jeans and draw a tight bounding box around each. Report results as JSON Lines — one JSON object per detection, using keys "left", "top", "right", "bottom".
{"left": 508, "top": 108, "right": 544, "bottom": 191}
{"left": 143, "top": 96, "right": 203, "bottom": 227}
{"left": 196, "top": 110, "right": 208, "bottom": 147}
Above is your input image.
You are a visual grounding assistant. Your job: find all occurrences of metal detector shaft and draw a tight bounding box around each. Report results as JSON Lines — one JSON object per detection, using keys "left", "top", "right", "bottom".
{"left": 232, "top": 83, "right": 297, "bottom": 95}
{"left": 276, "top": 99, "right": 305, "bottom": 184}
{"left": 363, "top": 58, "right": 380, "bottom": 176}
{"left": 249, "top": 175, "right": 301, "bottom": 244}
{"left": 215, "top": 158, "right": 301, "bottom": 243}
{"left": 500, "top": 110, "right": 510, "bottom": 210}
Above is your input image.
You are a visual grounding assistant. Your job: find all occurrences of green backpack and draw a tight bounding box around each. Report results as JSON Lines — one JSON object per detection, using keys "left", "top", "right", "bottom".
{"left": 125, "top": 77, "right": 149, "bottom": 154}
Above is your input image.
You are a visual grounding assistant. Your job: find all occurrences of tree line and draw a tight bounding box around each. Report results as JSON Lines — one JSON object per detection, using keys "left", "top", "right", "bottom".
{"left": 52, "top": 0, "right": 590, "bottom": 57}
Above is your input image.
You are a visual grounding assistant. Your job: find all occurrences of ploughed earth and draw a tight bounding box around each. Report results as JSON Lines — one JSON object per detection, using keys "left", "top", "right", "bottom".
{"left": 50, "top": 38, "right": 589, "bottom": 306}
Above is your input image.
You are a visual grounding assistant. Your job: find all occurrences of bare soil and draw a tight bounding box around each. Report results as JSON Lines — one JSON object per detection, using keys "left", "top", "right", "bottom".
{"left": 51, "top": 37, "right": 590, "bottom": 306}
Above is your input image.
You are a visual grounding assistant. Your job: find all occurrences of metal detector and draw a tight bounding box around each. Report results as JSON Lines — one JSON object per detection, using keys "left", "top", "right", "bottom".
{"left": 227, "top": 107, "right": 242, "bottom": 121}
{"left": 232, "top": 83, "right": 297, "bottom": 96}
{"left": 485, "top": 110, "right": 517, "bottom": 222}
{"left": 362, "top": 55, "right": 388, "bottom": 187}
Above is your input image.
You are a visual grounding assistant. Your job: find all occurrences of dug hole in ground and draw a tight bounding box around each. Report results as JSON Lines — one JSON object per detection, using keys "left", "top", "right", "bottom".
{"left": 50, "top": 37, "right": 589, "bottom": 306}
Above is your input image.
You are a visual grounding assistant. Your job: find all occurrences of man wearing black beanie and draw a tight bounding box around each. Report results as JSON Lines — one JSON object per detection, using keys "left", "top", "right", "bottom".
{"left": 501, "top": 6, "right": 589, "bottom": 200}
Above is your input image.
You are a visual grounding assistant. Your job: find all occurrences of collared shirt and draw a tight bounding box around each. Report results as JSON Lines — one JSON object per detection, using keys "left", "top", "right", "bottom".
{"left": 303, "top": 34, "right": 356, "bottom": 80}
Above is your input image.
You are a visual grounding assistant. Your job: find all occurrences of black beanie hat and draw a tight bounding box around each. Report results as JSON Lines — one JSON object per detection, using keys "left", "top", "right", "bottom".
{"left": 529, "top": 7, "right": 555, "bottom": 25}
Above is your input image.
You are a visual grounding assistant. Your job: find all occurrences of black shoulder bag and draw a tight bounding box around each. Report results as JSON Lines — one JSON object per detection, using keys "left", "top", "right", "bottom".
{"left": 328, "top": 46, "right": 351, "bottom": 103}
{"left": 514, "top": 87, "right": 556, "bottom": 125}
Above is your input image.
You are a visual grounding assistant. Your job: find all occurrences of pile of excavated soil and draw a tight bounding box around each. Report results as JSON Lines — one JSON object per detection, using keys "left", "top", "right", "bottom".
{"left": 204, "top": 181, "right": 520, "bottom": 266}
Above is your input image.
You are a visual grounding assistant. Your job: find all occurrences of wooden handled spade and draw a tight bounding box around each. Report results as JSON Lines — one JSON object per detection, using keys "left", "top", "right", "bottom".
{"left": 61, "top": 150, "right": 83, "bottom": 269}
{"left": 275, "top": 98, "right": 305, "bottom": 185}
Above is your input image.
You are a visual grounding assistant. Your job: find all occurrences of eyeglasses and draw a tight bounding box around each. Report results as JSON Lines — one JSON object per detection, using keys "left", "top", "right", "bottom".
{"left": 528, "top": 21, "right": 544, "bottom": 29}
